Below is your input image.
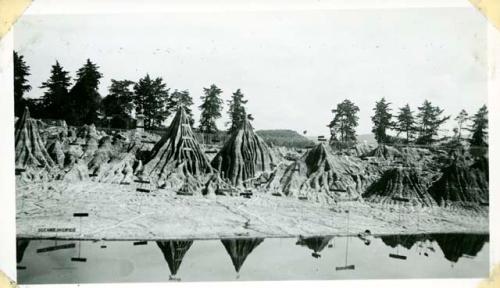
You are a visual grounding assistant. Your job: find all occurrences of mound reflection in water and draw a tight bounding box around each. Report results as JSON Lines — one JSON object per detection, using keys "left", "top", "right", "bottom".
{"left": 17, "top": 233, "right": 489, "bottom": 284}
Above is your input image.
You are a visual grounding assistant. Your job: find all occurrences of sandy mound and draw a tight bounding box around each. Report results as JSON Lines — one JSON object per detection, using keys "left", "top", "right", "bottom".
{"left": 203, "top": 173, "right": 240, "bottom": 196}
{"left": 428, "top": 157, "right": 488, "bottom": 206}
{"left": 363, "top": 144, "right": 402, "bottom": 159}
{"left": 221, "top": 238, "right": 264, "bottom": 273}
{"left": 84, "top": 136, "right": 136, "bottom": 184}
{"left": 46, "top": 140, "right": 65, "bottom": 168}
{"left": 363, "top": 167, "right": 436, "bottom": 206}
{"left": 266, "top": 143, "right": 380, "bottom": 203}
{"left": 15, "top": 107, "right": 55, "bottom": 169}
{"left": 62, "top": 159, "right": 90, "bottom": 182}
{"left": 15, "top": 108, "right": 56, "bottom": 181}
{"left": 142, "top": 107, "right": 213, "bottom": 190}
{"left": 93, "top": 153, "right": 135, "bottom": 184}
{"left": 211, "top": 118, "right": 276, "bottom": 187}
{"left": 156, "top": 240, "right": 193, "bottom": 276}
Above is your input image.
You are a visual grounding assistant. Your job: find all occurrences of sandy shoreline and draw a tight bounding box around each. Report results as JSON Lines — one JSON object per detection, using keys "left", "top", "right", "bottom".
{"left": 16, "top": 180, "right": 489, "bottom": 241}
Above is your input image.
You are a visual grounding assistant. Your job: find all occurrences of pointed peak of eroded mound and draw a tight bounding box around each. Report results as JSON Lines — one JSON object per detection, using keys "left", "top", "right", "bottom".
{"left": 211, "top": 119, "right": 275, "bottom": 186}
{"left": 143, "top": 106, "right": 212, "bottom": 181}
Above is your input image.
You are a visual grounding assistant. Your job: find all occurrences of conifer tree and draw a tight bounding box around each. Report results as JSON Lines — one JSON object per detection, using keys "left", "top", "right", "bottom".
{"left": 416, "top": 100, "right": 450, "bottom": 145}
{"left": 133, "top": 74, "right": 169, "bottom": 129}
{"left": 371, "top": 97, "right": 393, "bottom": 144}
{"left": 14, "top": 51, "right": 31, "bottom": 117}
{"left": 455, "top": 109, "right": 469, "bottom": 141}
{"left": 199, "top": 84, "right": 223, "bottom": 135}
{"left": 68, "top": 59, "right": 103, "bottom": 125}
{"left": 102, "top": 79, "right": 134, "bottom": 128}
{"left": 395, "top": 104, "right": 417, "bottom": 144}
{"left": 227, "top": 89, "right": 250, "bottom": 134}
{"left": 167, "top": 89, "right": 194, "bottom": 126}
{"left": 39, "top": 61, "right": 71, "bottom": 119}
{"left": 327, "top": 99, "right": 359, "bottom": 144}
{"left": 469, "top": 105, "right": 488, "bottom": 147}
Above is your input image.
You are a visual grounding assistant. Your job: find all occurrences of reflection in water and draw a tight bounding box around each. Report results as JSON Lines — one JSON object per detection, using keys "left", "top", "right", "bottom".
{"left": 156, "top": 240, "right": 193, "bottom": 278}
{"left": 16, "top": 233, "right": 489, "bottom": 284}
{"left": 221, "top": 238, "right": 264, "bottom": 273}
{"left": 380, "top": 233, "right": 489, "bottom": 263}
{"left": 433, "top": 234, "right": 489, "bottom": 263}
{"left": 296, "top": 236, "right": 333, "bottom": 258}
{"left": 381, "top": 234, "right": 428, "bottom": 250}
{"left": 17, "top": 239, "right": 30, "bottom": 263}
{"left": 381, "top": 234, "right": 428, "bottom": 260}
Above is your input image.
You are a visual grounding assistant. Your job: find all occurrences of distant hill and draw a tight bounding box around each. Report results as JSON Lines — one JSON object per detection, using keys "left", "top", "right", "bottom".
{"left": 256, "top": 129, "right": 315, "bottom": 148}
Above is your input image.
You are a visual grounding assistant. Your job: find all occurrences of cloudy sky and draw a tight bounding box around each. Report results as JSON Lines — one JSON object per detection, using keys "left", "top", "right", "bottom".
{"left": 14, "top": 6, "right": 487, "bottom": 136}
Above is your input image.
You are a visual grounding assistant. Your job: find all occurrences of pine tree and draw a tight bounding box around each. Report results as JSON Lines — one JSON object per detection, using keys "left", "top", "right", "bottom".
{"left": 455, "top": 109, "right": 469, "bottom": 140}
{"left": 102, "top": 79, "right": 135, "bottom": 128}
{"left": 199, "top": 84, "right": 223, "bottom": 135}
{"left": 469, "top": 105, "right": 488, "bottom": 147}
{"left": 68, "top": 59, "right": 103, "bottom": 125}
{"left": 371, "top": 97, "right": 393, "bottom": 144}
{"left": 327, "top": 99, "right": 359, "bottom": 144}
{"left": 39, "top": 61, "right": 71, "bottom": 119}
{"left": 14, "top": 51, "right": 31, "bottom": 117}
{"left": 166, "top": 89, "right": 194, "bottom": 126}
{"left": 133, "top": 74, "right": 169, "bottom": 129}
{"left": 227, "top": 89, "right": 250, "bottom": 134}
{"left": 416, "top": 100, "right": 450, "bottom": 145}
{"left": 395, "top": 104, "right": 416, "bottom": 144}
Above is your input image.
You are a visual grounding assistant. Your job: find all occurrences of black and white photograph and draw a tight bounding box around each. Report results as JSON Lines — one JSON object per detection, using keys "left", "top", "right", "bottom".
{"left": 1, "top": 0, "right": 498, "bottom": 286}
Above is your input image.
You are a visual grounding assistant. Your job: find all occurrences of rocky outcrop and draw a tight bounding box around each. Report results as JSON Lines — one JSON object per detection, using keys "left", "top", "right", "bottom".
{"left": 211, "top": 118, "right": 276, "bottom": 187}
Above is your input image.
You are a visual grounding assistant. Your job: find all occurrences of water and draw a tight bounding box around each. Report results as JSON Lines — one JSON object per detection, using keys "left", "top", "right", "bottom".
{"left": 17, "top": 233, "right": 489, "bottom": 284}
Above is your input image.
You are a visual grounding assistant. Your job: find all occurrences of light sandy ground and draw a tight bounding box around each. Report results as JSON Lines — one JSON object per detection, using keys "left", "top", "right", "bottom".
{"left": 16, "top": 180, "right": 488, "bottom": 240}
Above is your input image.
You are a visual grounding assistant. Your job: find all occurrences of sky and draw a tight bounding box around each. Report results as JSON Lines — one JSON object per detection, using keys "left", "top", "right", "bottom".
{"left": 14, "top": 7, "right": 487, "bottom": 136}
